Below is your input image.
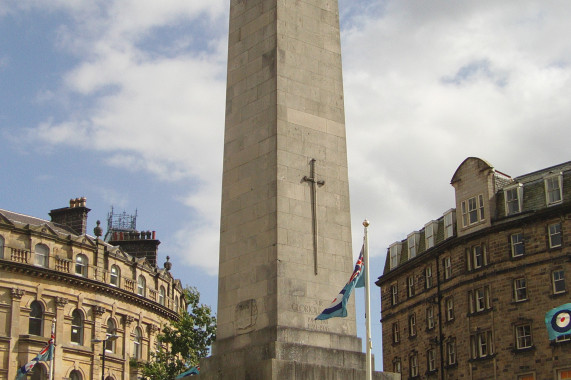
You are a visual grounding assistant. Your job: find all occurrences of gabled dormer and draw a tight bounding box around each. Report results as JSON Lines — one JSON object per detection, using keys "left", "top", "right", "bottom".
{"left": 451, "top": 157, "right": 510, "bottom": 237}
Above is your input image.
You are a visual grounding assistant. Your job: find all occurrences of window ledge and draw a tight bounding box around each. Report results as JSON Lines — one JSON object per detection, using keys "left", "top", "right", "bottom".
{"left": 512, "top": 299, "right": 529, "bottom": 305}
{"left": 551, "top": 290, "right": 568, "bottom": 298}
{"left": 512, "top": 345, "right": 535, "bottom": 354}
{"left": 468, "top": 353, "right": 496, "bottom": 362}
{"left": 468, "top": 307, "right": 493, "bottom": 317}
{"left": 550, "top": 339, "right": 571, "bottom": 347}
{"left": 444, "top": 363, "right": 458, "bottom": 369}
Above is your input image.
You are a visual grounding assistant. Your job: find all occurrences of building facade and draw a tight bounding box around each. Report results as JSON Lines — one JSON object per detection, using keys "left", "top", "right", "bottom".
{"left": 0, "top": 198, "right": 184, "bottom": 380}
{"left": 376, "top": 158, "right": 571, "bottom": 380}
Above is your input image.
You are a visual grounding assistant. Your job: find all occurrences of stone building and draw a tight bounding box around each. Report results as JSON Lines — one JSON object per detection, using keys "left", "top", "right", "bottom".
{"left": 376, "top": 158, "right": 571, "bottom": 380}
{"left": 0, "top": 198, "right": 184, "bottom": 380}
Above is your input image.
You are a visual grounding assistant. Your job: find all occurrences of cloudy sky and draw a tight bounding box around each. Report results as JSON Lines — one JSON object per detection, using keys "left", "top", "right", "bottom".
{"left": 1, "top": 0, "right": 571, "bottom": 369}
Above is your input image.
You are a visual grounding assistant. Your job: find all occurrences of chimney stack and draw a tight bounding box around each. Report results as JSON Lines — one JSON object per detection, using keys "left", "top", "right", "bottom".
{"left": 49, "top": 197, "right": 91, "bottom": 235}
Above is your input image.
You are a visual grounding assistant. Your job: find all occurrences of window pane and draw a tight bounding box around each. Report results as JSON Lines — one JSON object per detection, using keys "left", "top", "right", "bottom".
{"left": 553, "top": 271, "right": 566, "bottom": 293}
{"left": 549, "top": 223, "right": 562, "bottom": 248}
{"left": 29, "top": 301, "right": 43, "bottom": 336}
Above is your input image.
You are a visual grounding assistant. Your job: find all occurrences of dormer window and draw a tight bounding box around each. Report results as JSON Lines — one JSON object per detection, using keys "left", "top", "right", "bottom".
{"left": 424, "top": 221, "right": 438, "bottom": 249}
{"left": 407, "top": 232, "right": 420, "bottom": 259}
{"left": 461, "top": 194, "right": 485, "bottom": 227}
{"left": 545, "top": 174, "right": 563, "bottom": 206}
{"left": 389, "top": 243, "right": 402, "bottom": 270}
{"left": 444, "top": 210, "right": 455, "bottom": 239}
{"left": 504, "top": 184, "right": 523, "bottom": 215}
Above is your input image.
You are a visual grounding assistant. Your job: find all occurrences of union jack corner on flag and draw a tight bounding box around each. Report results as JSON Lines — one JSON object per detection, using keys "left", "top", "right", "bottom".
{"left": 16, "top": 334, "right": 54, "bottom": 380}
{"left": 315, "top": 246, "right": 365, "bottom": 320}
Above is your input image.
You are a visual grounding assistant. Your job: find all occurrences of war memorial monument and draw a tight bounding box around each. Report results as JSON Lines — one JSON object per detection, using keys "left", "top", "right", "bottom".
{"left": 199, "top": 1, "right": 398, "bottom": 378}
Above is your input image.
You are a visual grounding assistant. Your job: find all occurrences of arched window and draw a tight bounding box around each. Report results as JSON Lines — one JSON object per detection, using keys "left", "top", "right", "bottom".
{"left": 174, "top": 295, "right": 179, "bottom": 313}
{"left": 105, "top": 319, "right": 116, "bottom": 353}
{"left": 159, "top": 286, "right": 165, "bottom": 306}
{"left": 137, "top": 275, "right": 146, "bottom": 297}
{"left": 0, "top": 235, "right": 4, "bottom": 259}
{"left": 30, "top": 363, "right": 47, "bottom": 380}
{"left": 133, "top": 327, "right": 143, "bottom": 359}
{"left": 180, "top": 295, "right": 185, "bottom": 312}
{"left": 75, "top": 254, "right": 88, "bottom": 277}
{"left": 110, "top": 265, "right": 120, "bottom": 287}
{"left": 34, "top": 243, "right": 49, "bottom": 268}
{"left": 71, "top": 309, "right": 83, "bottom": 345}
{"left": 69, "top": 370, "right": 82, "bottom": 380}
{"left": 29, "top": 301, "right": 43, "bottom": 336}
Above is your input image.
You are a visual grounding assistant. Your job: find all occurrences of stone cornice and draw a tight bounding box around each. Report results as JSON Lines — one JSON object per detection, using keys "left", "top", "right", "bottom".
{"left": 0, "top": 261, "right": 178, "bottom": 321}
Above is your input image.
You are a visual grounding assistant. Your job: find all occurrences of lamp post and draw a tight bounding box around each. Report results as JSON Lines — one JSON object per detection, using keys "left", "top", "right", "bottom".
{"left": 93, "top": 335, "right": 118, "bottom": 380}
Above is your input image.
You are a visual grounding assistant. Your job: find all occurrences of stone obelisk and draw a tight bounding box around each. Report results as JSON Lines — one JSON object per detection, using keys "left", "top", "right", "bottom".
{"left": 200, "top": 1, "right": 394, "bottom": 379}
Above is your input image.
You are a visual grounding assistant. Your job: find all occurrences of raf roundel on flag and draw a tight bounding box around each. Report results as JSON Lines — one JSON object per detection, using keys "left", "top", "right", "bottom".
{"left": 545, "top": 303, "right": 571, "bottom": 340}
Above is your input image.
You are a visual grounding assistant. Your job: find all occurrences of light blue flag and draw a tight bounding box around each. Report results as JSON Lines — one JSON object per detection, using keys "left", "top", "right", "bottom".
{"left": 175, "top": 366, "right": 200, "bottom": 378}
{"left": 315, "top": 246, "right": 364, "bottom": 320}
{"left": 16, "top": 335, "right": 54, "bottom": 379}
{"left": 545, "top": 303, "right": 571, "bottom": 340}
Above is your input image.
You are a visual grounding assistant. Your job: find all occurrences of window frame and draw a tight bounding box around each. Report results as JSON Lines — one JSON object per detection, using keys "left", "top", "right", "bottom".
{"left": 392, "top": 357, "right": 401, "bottom": 373}
{"left": 513, "top": 278, "right": 528, "bottom": 302}
{"left": 389, "top": 243, "right": 401, "bottom": 270}
{"left": 34, "top": 243, "right": 49, "bottom": 268}
{"left": 469, "top": 285, "right": 491, "bottom": 313}
{"left": 424, "top": 221, "right": 437, "bottom": 249}
{"left": 392, "top": 322, "right": 400, "bottom": 343}
{"left": 462, "top": 194, "right": 485, "bottom": 227}
{"left": 110, "top": 265, "right": 120, "bottom": 287}
{"left": 105, "top": 319, "right": 117, "bottom": 353}
{"left": 553, "top": 270, "right": 566, "bottom": 294}
{"left": 505, "top": 185, "right": 523, "bottom": 215}
{"left": 443, "top": 256, "right": 452, "bottom": 280}
{"left": 407, "top": 276, "right": 415, "bottom": 298}
{"left": 471, "top": 330, "right": 494, "bottom": 359}
{"left": 426, "top": 306, "right": 434, "bottom": 330}
{"left": 159, "top": 286, "right": 166, "bottom": 306}
{"left": 409, "top": 314, "right": 417, "bottom": 337}
{"left": 390, "top": 283, "right": 398, "bottom": 306}
{"left": 137, "top": 275, "right": 146, "bottom": 297}
{"left": 133, "top": 326, "right": 143, "bottom": 360}
{"left": 69, "top": 370, "right": 83, "bottom": 380}
{"left": 446, "top": 297, "right": 454, "bottom": 321}
{"left": 409, "top": 352, "right": 418, "bottom": 377}
{"left": 425, "top": 266, "right": 433, "bottom": 289}
{"left": 29, "top": 300, "right": 43, "bottom": 336}
{"left": 75, "top": 254, "right": 88, "bottom": 277}
{"left": 444, "top": 210, "right": 455, "bottom": 239}
{"left": 427, "top": 348, "right": 436, "bottom": 372}
{"left": 407, "top": 232, "right": 419, "bottom": 260}
{"left": 510, "top": 232, "right": 525, "bottom": 257}
{"left": 545, "top": 174, "right": 563, "bottom": 206}
{"left": 446, "top": 339, "right": 456, "bottom": 365}
{"left": 515, "top": 324, "right": 532, "bottom": 350}
{"left": 549, "top": 223, "right": 562, "bottom": 248}
{"left": 71, "top": 309, "right": 84, "bottom": 345}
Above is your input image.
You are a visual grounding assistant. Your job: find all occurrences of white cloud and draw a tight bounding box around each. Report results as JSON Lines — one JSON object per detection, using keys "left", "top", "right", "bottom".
{"left": 342, "top": 1, "right": 571, "bottom": 259}
{"left": 11, "top": 0, "right": 571, "bottom": 275}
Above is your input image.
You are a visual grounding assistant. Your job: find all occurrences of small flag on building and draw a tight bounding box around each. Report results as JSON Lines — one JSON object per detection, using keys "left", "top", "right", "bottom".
{"left": 16, "top": 333, "right": 54, "bottom": 379}
{"left": 545, "top": 303, "right": 571, "bottom": 340}
{"left": 175, "top": 365, "right": 200, "bottom": 378}
{"left": 315, "top": 246, "right": 365, "bottom": 320}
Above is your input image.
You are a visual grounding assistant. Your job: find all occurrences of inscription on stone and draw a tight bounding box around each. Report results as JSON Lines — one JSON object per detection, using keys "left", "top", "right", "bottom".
{"left": 235, "top": 299, "right": 257, "bottom": 332}
{"left": 291, "top": 302, "right": 330, "bottom": 331}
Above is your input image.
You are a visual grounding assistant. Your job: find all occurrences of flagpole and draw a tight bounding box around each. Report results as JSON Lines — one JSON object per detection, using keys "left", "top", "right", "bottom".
{"left": 363, "top": 220, "right": 372, "bottom": 380}
{"left": 49, "top": 318, "right": 55, "bottom": 380}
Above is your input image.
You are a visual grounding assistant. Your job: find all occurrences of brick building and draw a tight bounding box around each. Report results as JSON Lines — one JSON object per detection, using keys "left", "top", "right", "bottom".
{"left": 0, "top": 198, "right": 184, "bottom": 380}
{"left": 376, "top": 158, "right": 571, "bottom": 380}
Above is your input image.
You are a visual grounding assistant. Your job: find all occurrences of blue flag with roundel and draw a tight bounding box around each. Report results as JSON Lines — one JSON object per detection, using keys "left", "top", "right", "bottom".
{"left": 545, "top": 303, "right": 571, "bottom": 340}
{"left": 315, "top": 246, "right": 365, "bottom": 320}
{"left": 16, "top": 334, "right": 54, "bottom": 379}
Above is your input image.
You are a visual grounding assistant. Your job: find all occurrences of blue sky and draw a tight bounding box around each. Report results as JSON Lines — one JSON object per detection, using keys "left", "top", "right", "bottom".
{"left": 2, "top": 0, "right": 571, "bottom": 370}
